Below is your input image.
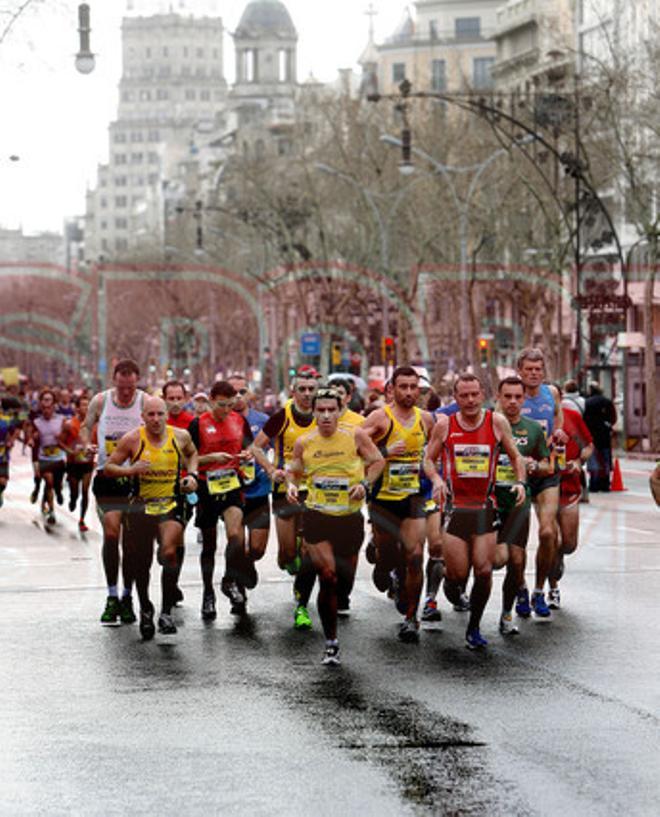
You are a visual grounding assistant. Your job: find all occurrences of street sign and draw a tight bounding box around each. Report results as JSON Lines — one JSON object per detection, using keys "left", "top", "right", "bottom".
{"left": 300, "top": 332, "right": 321, "bottom": 356}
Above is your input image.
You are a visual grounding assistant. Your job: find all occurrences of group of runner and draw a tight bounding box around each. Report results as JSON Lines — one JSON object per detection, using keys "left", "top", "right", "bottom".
{"left": 2, "top": 347, "right": 595, "bottom": 666}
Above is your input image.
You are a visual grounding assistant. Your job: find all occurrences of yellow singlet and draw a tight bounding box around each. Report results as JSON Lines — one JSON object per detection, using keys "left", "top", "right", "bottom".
{"left": 133, "top": 426, "right": 181, "bottom": 516}
{"left": 338, "top": 408, "right": 365, "bottom": 430}
{"left": 275, "top": 401, "right": 316, "bottom": 494}
{"left": 302, "top": 427, "right": 364, "bottom": 517}
{"left": 375, "top": 405, "right": 426, "bottom": 501}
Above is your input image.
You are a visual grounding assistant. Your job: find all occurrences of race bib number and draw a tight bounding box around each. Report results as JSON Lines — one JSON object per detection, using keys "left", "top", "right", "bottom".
{"left": 387, "top": 461, "right": 420, "bottom": 495}
{"left": 144, "top": 496, "right": 176, "bottom": 517}
{"left": 242, "top": 461, "right": 256, "bottom": 485}
{"left": 42, "top": 445, "right": 62, "bottom": 458}
{"left": 309, "top": 476, "right": 350, "bottom": 513}
{"left": 454, "top": 445, "right": 491, "bottom": 478}
{"left": 207, "top": 468, "right": 241, "bottom": 496}
{"left": 105, "top": 438, "right": 119, "bottom": 456}
{"left": 495, "top": 454, "right": 515, "bottom": 485}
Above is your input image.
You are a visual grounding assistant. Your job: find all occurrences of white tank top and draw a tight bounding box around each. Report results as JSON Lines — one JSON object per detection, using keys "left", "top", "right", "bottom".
{"left": 34, "top": 414, "right": 66, "bottom": 462}
{"left": 97, "top": 389, "right": 146, "bottom": 470}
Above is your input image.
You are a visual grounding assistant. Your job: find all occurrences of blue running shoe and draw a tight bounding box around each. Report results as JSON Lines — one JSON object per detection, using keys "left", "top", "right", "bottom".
{"left": 531, "top": 590, "right": 552, "bottom": 619}
{"left": 515, "top": 587, "right": 532, "bottom": 618}
{"left": 465, "top": 628, "right": 488, "bottom": 650}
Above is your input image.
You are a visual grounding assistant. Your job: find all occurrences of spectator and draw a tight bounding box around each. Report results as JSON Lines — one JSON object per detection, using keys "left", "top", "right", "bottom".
{"left": 583, "top": 382, "right": 617, "bottom": 492}
{"left": 562, "top": 379, "right": 585, "bottom": 415}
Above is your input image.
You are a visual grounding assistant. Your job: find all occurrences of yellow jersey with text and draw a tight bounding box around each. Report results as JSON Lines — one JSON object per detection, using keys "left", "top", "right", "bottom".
{"left": 132, "top": 426, "right": 181, "bottom": 516}
{"left": 301, "top": 426, "right": 363, "bottom": 516}
{"left": 375, "top": 405, "right": 426, "bottom": 501}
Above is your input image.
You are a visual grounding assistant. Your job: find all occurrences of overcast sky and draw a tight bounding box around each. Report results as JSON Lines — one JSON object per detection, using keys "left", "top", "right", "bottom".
{"left": 0, "top": 0, "right": 407, "bottom": 234}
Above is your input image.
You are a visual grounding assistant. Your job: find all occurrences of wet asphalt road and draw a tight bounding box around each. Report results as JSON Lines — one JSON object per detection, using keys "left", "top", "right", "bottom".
{"left": 1, "top": 454, "right": 659, "bottom": 817}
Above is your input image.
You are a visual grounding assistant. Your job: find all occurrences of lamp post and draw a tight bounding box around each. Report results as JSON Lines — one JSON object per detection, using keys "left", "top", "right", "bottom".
{"left": 74, "top": 3, "right": 95, "bottom": 75}
{"left": 380, "top": 134, "right": 534, "bottom": 369}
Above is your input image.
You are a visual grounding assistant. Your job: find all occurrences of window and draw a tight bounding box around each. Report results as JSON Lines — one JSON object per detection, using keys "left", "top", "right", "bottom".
{"left": 148, "top": 173, "right": 159, "bottom": 185}
{"left": 147, "top": 129, "right": 160, "bottom": 141}
{"left": 139, "top": 90, "right": 151, "bottom": 101}
{"left": 392, "top": 62, "right": 406, "bottom": 83}
{"left": 278, "top": 49, "right": 289, "bottom": 82}
{"left": 121, "top": 91, "right": 134, "bottom": 102}
{"left": 455, "top": 17, "right": 481, "bottom": 39}
{"left": 100, "top": 220, "right": 107, "bottom": 230}
{"left": 114, "top": 154, "right": 127, "bottom": 165}
{"left": 181, "top": 65, "right": 191, "bottom": 76}
{"left": 148, "top": 152, "right": 159, "bottom": 164}
{"left": 200, "top": 89, "right": 211, "bottom": 101}
{"left": 156, "top": 89, "right": 169, "bottom": 100}
{"left": 114, "top": 176, "right": 127, "bottom": 187}
{"left": 185, "top": 89, "right": 196, "bottom": 100}
{"left": 100, "top": 197, "right": 108, "bottom": 208}
{"left": 196, "top": 47, "right": 204, "bottom": 58}
{"left": 115, "top": 217, "right": 128, "bottom": 229}
{"left": 130, "top": 131, "right": 143, "bottom": 143}
{"left": 113, "top": 132, "right": 127, "bottom": 143}
{"left": 473, "top": 57, "right": 494, "bottom": 89}
{"left": 278, "top": 138, "right": 292, "bottom": 156}
{"left": 101, "top": 238, "right": 109, "bottom": 251}
{"left": 115, "top": 196, "right": 128, "bottom": 208}
{"left": 130, "top": 152, "right": 143, "bottom": 164}
{"left": 116, "top": 238, "right": 128, "bottom": 251}
{"left": 243, "top": 49, "right": 257, "bottom": 82}
{"left": 162, "top": 46, "right": 169, "bottom": 57}
{"left": 431, "top": 59, "right": 446, "bottom": 91}
{"left": 429, "top": 20, "right": 438, "bottom": 40}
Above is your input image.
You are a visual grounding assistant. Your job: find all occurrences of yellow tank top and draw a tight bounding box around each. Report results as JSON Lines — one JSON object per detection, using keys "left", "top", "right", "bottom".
{"left": 133, "top": 426, "right": 181, "bottom": 516}
{"left": 302, "top": 427, "right": 364, "bottom": 516}
{"left": 375, "top": 405, "right": 426, "bottom": 501}
{"left": 339, "top": 408, "right": 365, "bottom": 429}
{"left": 275, "top": 401, "right": 316, "bottom": 494}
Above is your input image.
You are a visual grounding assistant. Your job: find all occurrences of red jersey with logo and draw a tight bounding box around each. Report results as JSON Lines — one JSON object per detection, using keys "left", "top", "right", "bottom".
{"left": 444, "top": 410, "right": 499, "bottom": 509}
{"left": 194, "top": 410, "right": 251, "bottom": 478}
{"left": 167, "top": 410, "right": 194, "bottom": 430}
{"left": 560, "top": 407, "right": 592, "bottom": 505}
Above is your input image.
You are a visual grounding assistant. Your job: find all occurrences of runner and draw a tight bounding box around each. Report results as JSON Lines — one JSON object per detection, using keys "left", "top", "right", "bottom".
{"left": 188, "top": 380, "right": 254, "bottom": 619}
{"left": 0, "top": 397, "right": 21, "bottom": 509}
{"left": 104, "top": 396, "right": 198, "bottom": 639}
{"left": 60, "top": 394, "right": 95, "bottom": 532}
{"left": 251, "top": 368, "right": 318, "bottom": 630}
{"left": 83, "top": 359, "right": 147, "bottom": 626}
{"left": 493, "top": 376, "right": 550, "bottom": 636}
{"left": 424, "top": 373, "right": 526, "bottom": 649}
{"left": 362, "top": 366, "right": 435, "bottom": 642}
{"left": 517, "top": 347, "right": 568, "bottom": 619}
{"left": 30, "top": 389, "right": 67, "bottom": 526}
{"left": 163, "top": 379, "right": 195, "bottom": 602}
{"left": 228, "top": 374, "right": 272, "bottom": 587}
{"left": 548, "top": 390, "right": 593, "bottom": 608}
{"left": 286, "top": 387, "right": 384, "bottom": 665}
{"left": 56, "top": 388, "right": 75, "bottom": 419}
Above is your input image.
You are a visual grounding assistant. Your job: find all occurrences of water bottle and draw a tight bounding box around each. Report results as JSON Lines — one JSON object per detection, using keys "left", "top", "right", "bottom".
{"left": 554, "top": 443, "right": 566, "bottom": 472}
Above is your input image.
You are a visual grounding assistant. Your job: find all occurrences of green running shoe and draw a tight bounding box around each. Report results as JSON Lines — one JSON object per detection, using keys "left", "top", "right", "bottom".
{"left": 119, "top": 596, "right": 136, "bottom": 624}
{"left": 100, "top": 596, "right": 121, "bottom": 626}
{"left": 293, "top": 604, "right": 312, "bottom": 630}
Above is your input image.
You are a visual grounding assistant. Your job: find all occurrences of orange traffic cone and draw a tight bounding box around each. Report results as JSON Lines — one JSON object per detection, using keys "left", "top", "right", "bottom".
{"left": 611, "top": 458, "right": 627, "bottom": 491}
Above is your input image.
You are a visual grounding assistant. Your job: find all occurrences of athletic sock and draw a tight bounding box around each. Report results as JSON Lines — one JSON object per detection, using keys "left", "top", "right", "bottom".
{"left": 107, "top": 585, "right": 118, "bottom": 597}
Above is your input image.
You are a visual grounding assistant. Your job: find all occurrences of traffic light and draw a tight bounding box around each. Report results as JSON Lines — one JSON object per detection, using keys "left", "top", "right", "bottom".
{"left": 381, "top": 336, "right": 395, "bottom": 364}
{"left": 478, "top": 337, "right": 490, "bottom": 367}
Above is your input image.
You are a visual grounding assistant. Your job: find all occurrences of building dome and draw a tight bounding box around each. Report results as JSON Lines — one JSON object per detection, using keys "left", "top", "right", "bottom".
{"left": 235, "top": 0, "right": 297, "bottom": 39}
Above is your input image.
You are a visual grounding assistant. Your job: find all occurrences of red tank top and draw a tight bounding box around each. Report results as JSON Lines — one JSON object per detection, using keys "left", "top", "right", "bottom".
{"left": 444, "top": 410, "right": 499, "bottom": 509}
{"left": 167, "top": 410, "right": 194, "bottom": 430}
{"left": 197, "top": 410, "right": 246, "bottom": 476}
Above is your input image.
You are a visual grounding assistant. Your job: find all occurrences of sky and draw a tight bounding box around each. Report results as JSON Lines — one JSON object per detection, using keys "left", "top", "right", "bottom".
{"left": 0, "top": 0, "right": 408, "bottom": 234}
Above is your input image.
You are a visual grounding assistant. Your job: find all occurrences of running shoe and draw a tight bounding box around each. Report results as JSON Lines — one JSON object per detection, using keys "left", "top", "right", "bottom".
{"left": 322, "top": 643, "right": 341, "bottom": 666}
{"left": 397, "top": 618, "right": 420, "bottom": 643}
{"left": 119, "top": 596, "right": 136, "bottom": 625}
{"left": 548, "top": 588, "right": 561, "bottom": 610}
{"left": 46, "top": 512, "right": 56, "bottom": 527}
{"left": 55, "top": 486, "right": 64, "bottom": 506}
{"left": 365, "top": 539, "right": 377, "bottom": 564}
{"left": 421, "top": 599, "right": 442, "bottom": 623}
{"left": 201, "top": 590, "right": 217, "bottom": 621}
{"left": 139, "top": 603, "right": 155, "bottom": 641}
{"left": 465, "top": 628, "right": 488, "bottom": 650}
{"left": 157, "top": 613, "right": 177, "bottom": 635}
{"left": 337, "top": 596, "right": 350, "bottom": 618}
{"left": 30, "top": 486, "right": 39, "bottom": 504}
{"left": 68, "top": 498, "right": 76, "bottom": 513}
{"left": 78, "top": 520, "right": 89, "bottom": 533}
{"left": 372, "top": 561, "right": 391, "bottom": 593}
{"left": 515, "top": 587, "right": 532, "bottom": 618}
{"left": 499, "top": 613, "right": 520, "bottom": 636}
{"left": 221, "top": 578, "right": 246, "bottom": 615}
{"left": 453, "top": 592, "right": 471, "bottom": 613}
{"left": 100, "top": 596, "right": 121, "bottom": 626}
{"left": 531, "top": 590, "right": 552, "bottom": 619}
{"left": 294, "top": 604, "right": 312, "bottom": 630}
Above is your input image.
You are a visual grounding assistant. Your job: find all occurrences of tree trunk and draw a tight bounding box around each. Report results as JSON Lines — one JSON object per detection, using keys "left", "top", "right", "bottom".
{"left": 643, "top": 265, "right": 658, "bottom": 450}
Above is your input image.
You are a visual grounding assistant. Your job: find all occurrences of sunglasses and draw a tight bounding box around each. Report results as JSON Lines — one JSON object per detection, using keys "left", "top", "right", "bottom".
{"left": 296, "top": 386, "right": 316, "bottom": 393}
{"left": 236, "top": 388, "right": 249, "bottom": 395}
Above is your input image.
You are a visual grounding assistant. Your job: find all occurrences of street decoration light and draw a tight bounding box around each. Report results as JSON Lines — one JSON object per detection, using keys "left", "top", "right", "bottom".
{"left": 75, "top": 3, "right": 95, "bottom": 75}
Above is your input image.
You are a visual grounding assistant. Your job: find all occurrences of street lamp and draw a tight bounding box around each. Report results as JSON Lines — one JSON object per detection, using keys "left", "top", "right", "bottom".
{"left": 74, "top": 4, "right": 95, "bottom": 75}
{"left": 380, "top": 133, "right": 534, "bottom": 369}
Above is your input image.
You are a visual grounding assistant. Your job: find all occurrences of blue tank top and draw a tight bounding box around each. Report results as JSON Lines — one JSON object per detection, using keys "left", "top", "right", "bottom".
{"left": 522, "top": 384, "right": 555, "bottom": 439}
{"left": 245, "top": 408, "right": 271, "bottom": 499}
